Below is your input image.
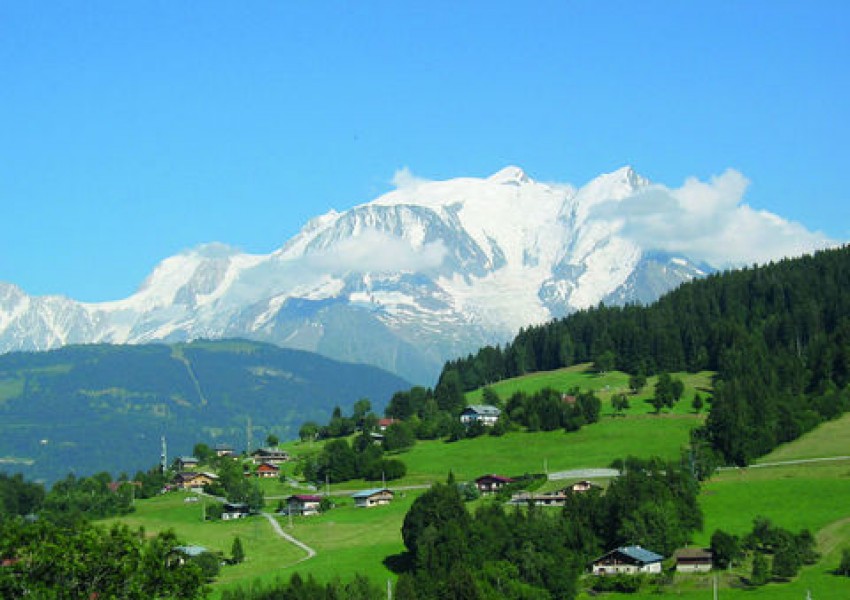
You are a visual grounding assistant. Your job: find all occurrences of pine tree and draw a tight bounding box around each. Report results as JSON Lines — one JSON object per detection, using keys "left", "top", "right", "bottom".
{"left": 231, "top": 536, "right": 245, "bottom": 564}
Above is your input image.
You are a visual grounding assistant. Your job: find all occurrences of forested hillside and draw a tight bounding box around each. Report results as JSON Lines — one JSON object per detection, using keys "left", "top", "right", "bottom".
{"left": 442, "top": 245, "right": 850, "bottom": 464}
{"left": 0, "top": 340, "right": 409, "bottom": 482}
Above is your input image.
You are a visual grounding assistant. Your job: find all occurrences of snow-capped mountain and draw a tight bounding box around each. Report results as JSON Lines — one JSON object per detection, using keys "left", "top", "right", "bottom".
{"left": 0, "top": 167, "right": 711, "bottom": 383}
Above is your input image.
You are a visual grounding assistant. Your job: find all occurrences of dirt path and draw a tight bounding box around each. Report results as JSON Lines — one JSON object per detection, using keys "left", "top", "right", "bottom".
{"left": 261, "top": 512, "right": 316, "bottom": 563}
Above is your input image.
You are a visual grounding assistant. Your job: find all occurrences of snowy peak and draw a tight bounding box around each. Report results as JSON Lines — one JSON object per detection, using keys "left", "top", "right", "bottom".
{"left": 487, "top": 165, "right": 531, "bottom": 185}
{"left": 0, "top": 166, "right": 715, "bottom": 383}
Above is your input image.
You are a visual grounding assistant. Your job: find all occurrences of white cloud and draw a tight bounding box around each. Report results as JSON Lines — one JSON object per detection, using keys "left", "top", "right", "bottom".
{"left": 589, "top": 169, "right": 836, "bottom": 267}
{"left": 306, "top": 229, "right": 447, "bottom": 274}
{"left": 391, "top": 166, "right": 428, "bottom": 189}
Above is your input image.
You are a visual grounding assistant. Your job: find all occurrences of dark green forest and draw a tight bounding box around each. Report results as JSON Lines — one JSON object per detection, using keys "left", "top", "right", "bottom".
{"left": 0, "top": 340, "right": 409, "bottom": 482}
{"left": 439, "top": 246, "right": 850, "bottom": 465}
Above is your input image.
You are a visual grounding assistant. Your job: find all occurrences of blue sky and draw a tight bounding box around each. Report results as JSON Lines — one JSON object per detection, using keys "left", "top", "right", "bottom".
{"left": 1, "top": 2, "right": 848, "bottom": 301}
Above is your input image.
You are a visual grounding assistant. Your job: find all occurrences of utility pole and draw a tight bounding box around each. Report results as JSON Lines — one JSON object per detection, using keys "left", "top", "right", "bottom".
{"left": 246, "top": 416, "right": 253, "bottom": 452}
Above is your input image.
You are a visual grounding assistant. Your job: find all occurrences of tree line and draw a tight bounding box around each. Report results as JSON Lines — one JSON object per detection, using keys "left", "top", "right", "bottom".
{"left": 438, "top": 245, "right": 850, "bottom": 464}
{"left": 392, "top": 456, "right": 702, "bottom": 599}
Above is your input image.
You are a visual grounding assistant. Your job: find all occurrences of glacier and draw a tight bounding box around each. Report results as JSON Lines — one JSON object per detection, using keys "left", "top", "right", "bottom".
{"left": 0, "top": 166, "right": 713, "bottom": 383}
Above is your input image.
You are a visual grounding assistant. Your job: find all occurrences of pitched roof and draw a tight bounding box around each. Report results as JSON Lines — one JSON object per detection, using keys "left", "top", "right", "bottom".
{"left": 289, "top": 494, "right": 323, "bottom": 502}
{"left": 462, "top": 404, "right": 501, "bottom": 416}
{"left": 597, "top": 545, "right": 663, "bottom": 565}
{"left": 351, "top": 488, "right": 393, "bottom": 499}
{"left": 174, "top": 545, "right": 208, "bottom": 557}
{"left": 674, "top": 547, "right": 713, "bottom": 560}
{"left": 476, "top": 474, "right": 513, "bottom": 483}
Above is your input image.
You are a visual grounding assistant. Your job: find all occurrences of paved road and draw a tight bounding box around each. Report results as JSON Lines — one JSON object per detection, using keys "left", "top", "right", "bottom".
{"left": 261, "top": 512, "right": 316, "bottom": 563}
{"left": 547, "top": 468, "right": 620, "bottom": 481}
{"left": 721, "top": 455, "right": 850, "bottom": 471}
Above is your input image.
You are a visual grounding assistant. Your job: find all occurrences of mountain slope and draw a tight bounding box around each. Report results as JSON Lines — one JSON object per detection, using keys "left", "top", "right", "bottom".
{"left": 0, "top": 167, "right": 714, "bottom": 383}
{"left": 0, "top": 340, "right": 410, "bottom": 483}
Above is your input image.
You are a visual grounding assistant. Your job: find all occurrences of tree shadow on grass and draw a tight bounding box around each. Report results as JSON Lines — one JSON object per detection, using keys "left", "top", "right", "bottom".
{"left": 383, "top": 551, "right": 414, "bottom": 574}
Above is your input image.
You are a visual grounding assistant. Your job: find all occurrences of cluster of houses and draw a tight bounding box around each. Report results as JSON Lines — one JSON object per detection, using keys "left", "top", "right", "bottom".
{"left": 284, "top": 488, "right": 395, "bottom": 515}
{"left": 590, "top": 545, "right": 713, "bottom": 575}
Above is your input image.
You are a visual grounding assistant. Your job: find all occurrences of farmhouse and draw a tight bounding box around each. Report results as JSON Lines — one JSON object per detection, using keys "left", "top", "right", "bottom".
{"left": 475, "top": 474, "right": 514, "bottom": 495}
{"left": 174, "top": 472, "right": 217, "bottom": 491}
{"left": 460, "top": 405, "right": 501, "bottom": 426}
{"left": 255, "top": 462, "right": 280, "bottom": 478}
{"left": 250, "top": 447, "right": 290, "bottom": 465}
{"left": 674, "top": 547, "right": 713, "bottom": 573}
{"left": 287, "top": 494, "right": 322, "bottom": 516}
{"left": 352, "top": 488, "right": 394, "bottom": 508}
{"left": 592, "top": 545, "right": 664, "bottom": 575}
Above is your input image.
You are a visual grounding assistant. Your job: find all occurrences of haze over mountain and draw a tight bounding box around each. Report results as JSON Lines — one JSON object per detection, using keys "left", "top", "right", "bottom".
{"left": 0, "top": 167, "right": 833, "bottom": 383}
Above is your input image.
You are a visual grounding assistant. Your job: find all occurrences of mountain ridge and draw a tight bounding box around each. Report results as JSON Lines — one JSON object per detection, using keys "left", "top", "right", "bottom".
{"left": 0, "top": 167, "right": 774, "bottom": 383}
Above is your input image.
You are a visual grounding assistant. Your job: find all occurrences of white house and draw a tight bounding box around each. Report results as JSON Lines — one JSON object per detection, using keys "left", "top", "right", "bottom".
{"left": 460, "top": 405, "right": 501, "bottom": 426}
{"left": 592, "top": 546, "right": 664, "bottom": 575}
{"left": 351, "top": 488, "right": 394, "bottom": 508}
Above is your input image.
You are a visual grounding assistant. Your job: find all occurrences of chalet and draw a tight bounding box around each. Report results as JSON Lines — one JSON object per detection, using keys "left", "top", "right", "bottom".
{"left": 674, "top": 547, "right": 713, "bottom": 573}
{"left": 475, "top": 474, "right": 514, "bottom": 495}
{"left": 352, "top": 488, "right": 394, "bottom": 508}
{"left": 378, "top": 418, "right": 399, "bottom": 431}
{"left": 174, "top": 472, "right": 217, "bottom": 491}
{"left": 460, "top": 405, "right": 501, "bottom": 426}
{"left": 214, "top": 443, "right": 235, "bottom": 458}
{"left": 222, "top": 502, "right": 251, "bottom": 520}
{"left": 287, "top": 494, "right": 323, "bottom": 516}
{"left": 369, "top": 431, "right": 386, "bottom": 444}
{"left": 250, "top": 447, "right": 290, "bottom": 465}
{"left": 592, "top": 546, "right": 664, "bottom": 575}
{"left": 176, "top": 456, "right": 199, "bottom": 470}
{"left": 255, "top": 462, "right": 280, "bottom": 478}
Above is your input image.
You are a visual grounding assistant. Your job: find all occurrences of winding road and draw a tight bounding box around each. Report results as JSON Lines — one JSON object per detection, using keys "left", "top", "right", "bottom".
{"left": 261, "top": 512, "right": 317, "bottom": 563}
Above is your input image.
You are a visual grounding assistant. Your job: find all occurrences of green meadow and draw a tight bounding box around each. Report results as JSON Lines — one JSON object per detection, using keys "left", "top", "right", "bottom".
{"left": 101, "top": 367, "right": 850, "bottom": 597}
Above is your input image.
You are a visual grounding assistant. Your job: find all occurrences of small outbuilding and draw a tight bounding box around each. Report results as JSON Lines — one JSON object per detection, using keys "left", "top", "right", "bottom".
{"left": 592, "top": 545, "right": 664, "bottom": 575}
{"left": 674, "top": 547, "right": 713, "bottom": 573}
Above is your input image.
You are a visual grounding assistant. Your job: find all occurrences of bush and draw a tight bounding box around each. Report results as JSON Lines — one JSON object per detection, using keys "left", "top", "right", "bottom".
{"left": 591, "top": 574, "right": 643, "bottom": 593}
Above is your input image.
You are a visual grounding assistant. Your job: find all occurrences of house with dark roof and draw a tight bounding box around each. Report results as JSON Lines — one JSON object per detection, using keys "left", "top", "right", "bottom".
{"left": 250, "top": 448, "right": 290, "bottom": 465}
{"left": 592, "top": 546, "right": 664, "bottom": 575}
{"left": 286, "top": 494, "right": 323, "bottom": 516}
{"left": 214, "top": 443, "right": 235, "bottom": 457}
{"left": 176, "top": 456, "right": 199, "bottom": 470}
{"left": 351, "top": 488, "right": 394, "bottom": 508}
{"left": 460, "top": 405, "right": 501, "bottom": 426}
{"left": 674, "top": 547, "right": 713, "bottom": 573}
{"left": 475, "top": 474, "right": 514, "bottom": 495}
{"left": 222, "top": 502, "right": 251, "bottom": 520}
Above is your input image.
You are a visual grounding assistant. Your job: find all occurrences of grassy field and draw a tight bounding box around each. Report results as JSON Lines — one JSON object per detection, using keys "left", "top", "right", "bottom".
{"left": 102, "top": 492, "right": 306, "bottom": 589}
{"left": 102, "top": 366, "right": 850, "bottom": 597}
{"left": 756, "top": 412, "right": 850, "bottom": 463}
{"left": 464, "top": 363, "right": 715, "bottom": 418}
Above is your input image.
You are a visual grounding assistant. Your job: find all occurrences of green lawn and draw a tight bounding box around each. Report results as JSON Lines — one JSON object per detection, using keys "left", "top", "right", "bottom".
{"left": 102, "top": 492, "right": 306, "bottom": 590}
{"left": 757, "top": 412, "right": 850, "bottom": 463}
{"left": 464, "top": 364, "right": 715, "bottom": 418}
